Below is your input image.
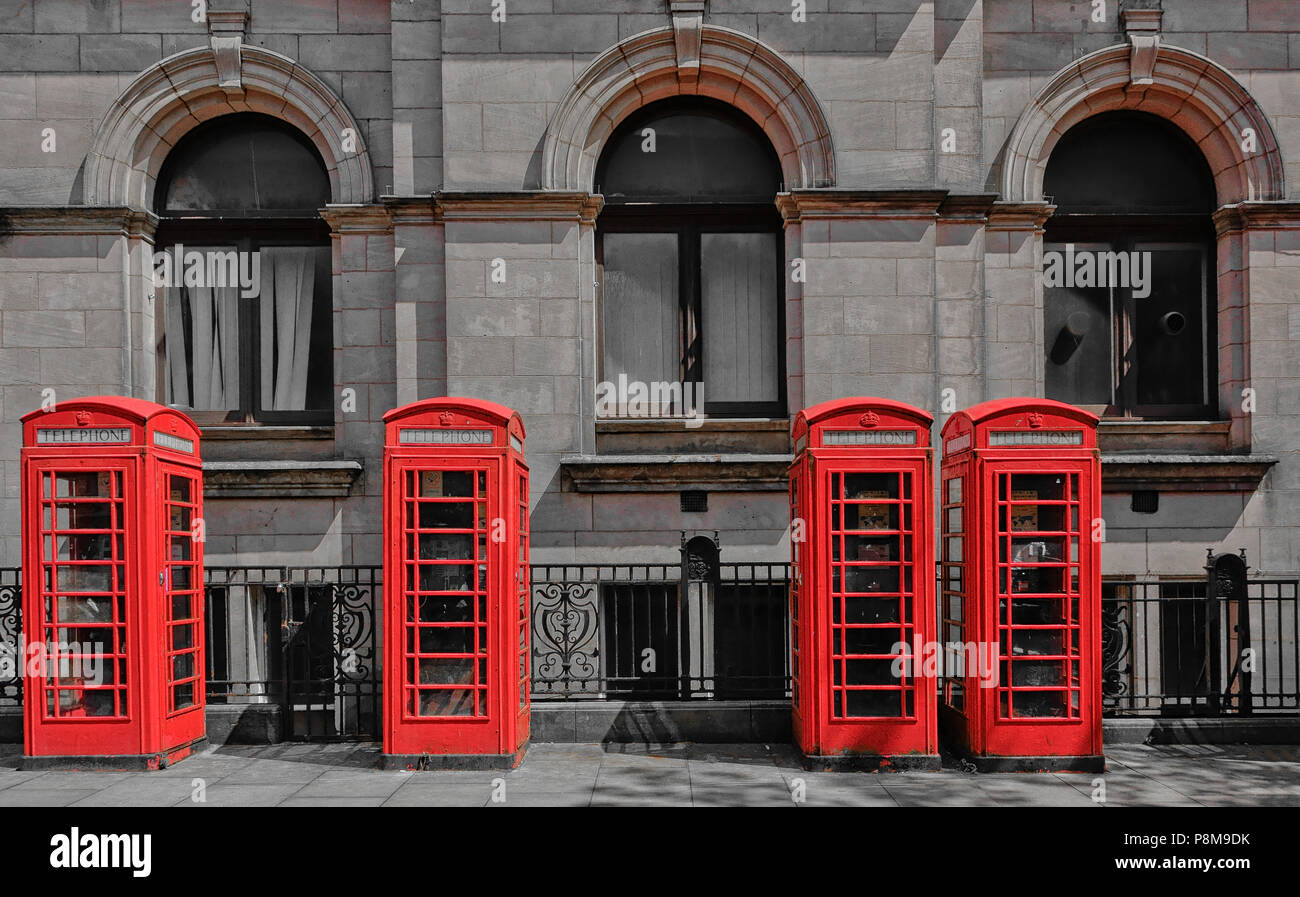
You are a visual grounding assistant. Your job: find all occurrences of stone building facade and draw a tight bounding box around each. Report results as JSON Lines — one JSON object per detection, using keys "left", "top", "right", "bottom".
{"left": 0, "top": 1, "right": 1297, "bottom": 593}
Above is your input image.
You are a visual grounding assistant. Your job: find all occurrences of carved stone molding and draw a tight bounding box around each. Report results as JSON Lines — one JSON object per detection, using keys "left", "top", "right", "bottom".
{"left": 543, "top": 25, "right": 834, "bottom": 192}
{"left": 207, "top": 9, "right": 248, "bottom": 96}
{"left": 1121, "top": 7, "right": 1162, "bottom": 86}
{"left": 668, "top": 0, "right": 706, "bottom": 82}
{"left": 1001, "top": 43, "right": 1284, "bottom": 205}
{"left": 84, "top": 45, "right": 373, "bottom": 209}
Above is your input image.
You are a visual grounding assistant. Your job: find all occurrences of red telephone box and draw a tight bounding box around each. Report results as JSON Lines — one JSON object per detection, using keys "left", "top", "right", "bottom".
{"left": 938, "top": 398, "right": 1103, "bottom": 771}
{"left": 382, "top": 397, "right": 530, "bottom": 769}
{"left": 789, "top": 398, "right": 939, "bottom": 770}
{"left": 20, "top": 397, "right": 205, "bottom": 769}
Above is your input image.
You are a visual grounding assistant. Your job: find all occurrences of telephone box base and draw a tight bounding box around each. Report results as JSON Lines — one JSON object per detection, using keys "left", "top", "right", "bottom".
{"left": 21, "top": 737, "right": 209, "bottom": 772}
{"left": 380, "top": 743, "right": 528, "bottom": 771}
{"left": 963, "top": 754, "right": 1105, "bottom": 773}
{"left": 800, "top": 752, "right": 941, "bottom": 772}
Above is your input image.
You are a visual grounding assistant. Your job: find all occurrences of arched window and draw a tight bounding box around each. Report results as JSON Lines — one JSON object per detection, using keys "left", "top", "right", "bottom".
{"left": 1042, "top": 111, "right": 1217, "bottom": 419}
{"left": 153, "top": 113, "right": 333, "bottom": 424}
{"left": 595, "top": 98, "right": 785, "bottom": 418}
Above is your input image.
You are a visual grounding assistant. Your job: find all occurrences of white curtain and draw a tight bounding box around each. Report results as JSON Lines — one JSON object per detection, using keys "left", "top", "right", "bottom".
{"left": 259, "top": 247, "right": 317, "bottom": 410}
{"left": 164, "top": 275, "right": 240, "bottom": 410}
{"left": 601, "top": 232, "right": 679, "bottom": 414}
{"left": 701, "top": 232, "right": 778, "bottom": 403}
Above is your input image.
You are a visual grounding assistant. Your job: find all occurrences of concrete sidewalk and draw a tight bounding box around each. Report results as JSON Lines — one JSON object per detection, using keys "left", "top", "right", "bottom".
{"left": 0, "top": 742, "right": 1297, "bottom": 807}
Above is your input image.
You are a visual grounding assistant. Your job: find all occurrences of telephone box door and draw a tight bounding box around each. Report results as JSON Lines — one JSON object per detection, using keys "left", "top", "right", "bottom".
{"left": 815, "top": 460, "right": 933, "bottom": 758}
{"left": 381, "top": 397, "right": 528, "bottom": 768}
{"left": 157, "top": 463, "right": 205, "bottom": 749}
{"left": 25, "top": 460, "right": 140, "bottom": 755}
{"left": 394, "top": 462, "right": 499, "bottom": 750}
{"left": 789, "top": 398, "right": 938, "bottom": 769}
{"left": 981, "top": 461, "right": 1099, "bottom": 758}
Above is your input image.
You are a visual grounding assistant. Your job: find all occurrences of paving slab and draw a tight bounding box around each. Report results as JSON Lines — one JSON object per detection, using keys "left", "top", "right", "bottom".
{"left": 179, "top": 783, "right": 306, "bottom": 807}
{"left": 382, "top": 783, "right": 492, "bottom": 807}
{"left": 0, "top": 788, "right": 101, "bottom": 807}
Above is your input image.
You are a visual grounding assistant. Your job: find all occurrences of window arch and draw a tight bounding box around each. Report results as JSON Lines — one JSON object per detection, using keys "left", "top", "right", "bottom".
{"left": 153, "top": 113, "right": 333, "bottom": 425}
{"left": 596, "top": 98, "right": 785, "bottom": 419}
{"left": 1042, "top": 111, "right": 1217, "bottom": 420}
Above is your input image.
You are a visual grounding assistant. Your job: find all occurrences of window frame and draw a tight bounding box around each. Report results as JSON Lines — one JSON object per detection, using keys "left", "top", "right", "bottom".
{"left": 152, "top": 218, "right": 334, "bottom": 427}
{"left": 596, "top": 204, "right": 788, "bottom": 420}
{"left": 1043, "top": 213, "right": 1218, "bottom": 421}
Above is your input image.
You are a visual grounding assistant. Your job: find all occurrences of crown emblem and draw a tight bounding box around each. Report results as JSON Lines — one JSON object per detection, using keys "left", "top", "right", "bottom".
{"left": 859, "top": 411, "right": 880, "bottom": 428}
{"left": 438, "top": 411, "right": 454, "bottom": 426}
{"left": 1027, "top": 412, "right": 1044, "bottom": 429}
{"left": 75, "top": 411, "right": 91, "bottom": 427}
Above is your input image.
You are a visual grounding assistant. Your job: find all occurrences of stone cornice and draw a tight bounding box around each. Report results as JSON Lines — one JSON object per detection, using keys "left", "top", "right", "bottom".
{"left": 0, "top": 206, "right": 158, "bottom": 237}
{"left": 383, "top": 195, "right": 438, "bottom": 226}
{"left": 561, "top": 453, "right": 792, "bottom": 492}
{"left": 436, "top": 191, "right": 604, "bottom": 223}
{"left": 1213, "top": 201, "right": 1300, "bottom": 237}
{"left": 319, "top": 203, "right": 394, "bottom": 233}
{"left": 776, "top": 189, "right": 948, "bottom": 223}
{"left": 1100, "top": 454, "right": 1277, "bottom": 493}
{"left": 987, "top": 200, "right": 1056, "bottom": 230}
{"left": 938, "top": 193, "right": 999, "bottom": 221}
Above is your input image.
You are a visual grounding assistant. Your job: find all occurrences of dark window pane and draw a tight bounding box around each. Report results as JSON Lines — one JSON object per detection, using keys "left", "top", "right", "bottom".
{"left": 1131, "top": 246, "right": 1207, "bottom": 408}
{"left": 155, "top": 113, "right": 330, "bottom": 215}
{"left": 1043, "top": 111, "right": 1215, "bottom": 214}
{"left": 601, "top": 232, "right": 680, "bottom": 405}
{"left": 701, "top": 232, "right": 779, "bottom": 404}
{"left": 598, "top": 99, "right": 781, "bottom": 203}
{"left": 1044, "top": 241, "right": 1113, "bottom": 406}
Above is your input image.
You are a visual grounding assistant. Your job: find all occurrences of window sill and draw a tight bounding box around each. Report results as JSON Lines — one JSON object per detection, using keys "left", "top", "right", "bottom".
{"left": 560, "top": 453, "right": 792, "bottom": 493}
{"left": 594, "top": 418, "right": 791, "bottom": 455}
{"left": 1097, "top": 420, "right": 1230, "bottom": 454}
{"left": 1100, "top": 454, "right": 1277, "bottom": 492}
{"left": 200, "top": 426, "right": 334, "bottom": 441}
{"left": 203, "top": 460, "right": 362, "bottom": 498}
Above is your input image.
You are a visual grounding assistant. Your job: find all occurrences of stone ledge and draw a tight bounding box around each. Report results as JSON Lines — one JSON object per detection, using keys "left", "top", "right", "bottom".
{"left": 531, "top": 699, "right": 791, "bottom": 744}
{"left": 1098, "top": 419, "right": 1231, "bottom": 454}
{"left": 1101, "top": 454, "right": 1278, "bottom": 492}
{"left": 1103, "top": 716, "right": 1300, "bottom": 745}
{"left": 560, "top": 453, "right": 792, "bottom": 492}
{"left": 203, "top": 460, "right": 363, "bottom": 498}
{"left": 200, "top": 426, "right": 334, "bottom": 441}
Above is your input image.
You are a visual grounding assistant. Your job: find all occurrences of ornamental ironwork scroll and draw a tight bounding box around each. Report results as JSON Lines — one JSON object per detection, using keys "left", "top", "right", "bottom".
{"left": 532, "top": 582, "right": 600, "bottom": 696}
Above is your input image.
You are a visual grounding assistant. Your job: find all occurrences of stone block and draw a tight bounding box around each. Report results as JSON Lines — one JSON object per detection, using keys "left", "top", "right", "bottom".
{"left": 844, "top": 295, "right": 932, "bottom": 334}
{"left": 393, "top": 20, "right": 440, "bottom": 60}
{"left": 1207, "top": 32, "right": 1289, "bottom": 71}
{"left": 829, "top": 101, "right": 896, "bottom": 152}
{"left": 446, "top": 296, "right": 540, "bottom": 337}
{"left": 983, "top": 32, "right": 1073, "bottom": 73}
{"left": 515, "top": 337, "right": 578, "bottom": 375}
{"left": 3, "top": 310, "right": 84, "bottom": 347}
{"left": 300, "top": 34, "right": 393, "bottom": 71}
{"left": 39, "top": 348, "right": 119, "bottom": 384}
{"left": 79, "top": 34, "right": 164, "bottom": 72}
{"left": 450, "top": 375, "right": 555, "bottom": 414}
{"left": 249, "top": 0, "right": 339, "bottom": 33}
{"left": 338, "top": 0, "right": 390, "bottom": 34}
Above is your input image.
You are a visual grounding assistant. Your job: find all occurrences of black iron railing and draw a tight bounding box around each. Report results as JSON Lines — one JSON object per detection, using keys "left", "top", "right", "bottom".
{"left": 4, "top": 565, "right": 1297, "bottom": 721}
{"left": 204, "top": 566, "right": 382, "bottom": 741}
{"left": 1102, "top": 578, "right": 1300, "bottom": 716}
{"left": 0, "top": 568, "right": 19, "bottom": 706}
{"left": 530, "top": 561, "right": 792, "bottom": 700}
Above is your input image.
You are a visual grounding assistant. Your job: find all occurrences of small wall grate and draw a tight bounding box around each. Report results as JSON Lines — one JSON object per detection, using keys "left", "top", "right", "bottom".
{"left": 680, "top": 490, "right": 708, "bottom": 513}
{"left": 1131, "top": 491, "right": 1159, "bottom": 514}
